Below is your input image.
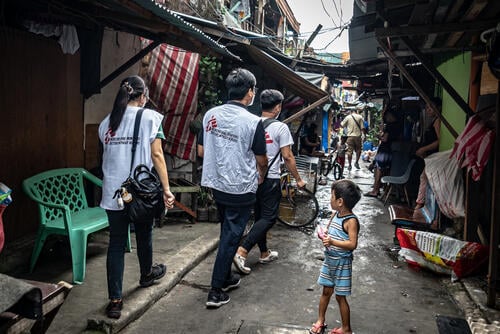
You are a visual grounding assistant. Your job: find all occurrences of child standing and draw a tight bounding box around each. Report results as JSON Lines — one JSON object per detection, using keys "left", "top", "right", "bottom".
{"left": 309, "top": 179, "right": 362, "bottom": 334}
{"left": 336, "top": 136, "right": 348, "bottom": 178}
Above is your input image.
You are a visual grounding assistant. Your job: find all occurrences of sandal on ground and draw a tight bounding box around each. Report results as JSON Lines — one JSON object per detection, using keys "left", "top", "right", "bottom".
{"left": 364, "top": 192, "right": 379, "bottom": 197}
{"left": 309, "top": 322, "right": 327, "bottom": 334}
{"left": 329, "top": 328, "right": 350, "bottom": 334}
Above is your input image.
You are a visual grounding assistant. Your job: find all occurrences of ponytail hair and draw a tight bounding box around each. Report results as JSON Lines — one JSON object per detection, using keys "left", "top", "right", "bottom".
{"left": 109, "top": 75, "right": 147, "bottom": 132}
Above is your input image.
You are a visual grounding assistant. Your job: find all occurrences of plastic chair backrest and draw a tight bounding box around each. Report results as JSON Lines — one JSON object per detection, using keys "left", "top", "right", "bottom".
{"left": 400, "top": 159, "right": 416, "bottom": 183}
{"left": 23, "top": 168, "right": 89, "bottom": 224}
{"left": 389, "top": 141, "right": 412, "bottom": 177}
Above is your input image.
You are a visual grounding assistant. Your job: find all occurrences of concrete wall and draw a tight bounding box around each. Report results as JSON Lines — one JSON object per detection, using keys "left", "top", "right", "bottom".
{"left": 84, "top": 31, "right": 142, "bottom": 133}
{"left": 436, "top": 52, "right": 471, "bottom": 150}
{"left": 82, "top": 31, "right": 143, "bottom": 171}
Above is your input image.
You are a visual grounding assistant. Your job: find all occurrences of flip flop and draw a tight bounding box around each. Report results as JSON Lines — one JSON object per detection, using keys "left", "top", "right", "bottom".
{"left": 309, "top": 322, "right": 327, "bottom": 334}
{"left": 364, "top": 192, "right": 379, "bottom": 197}
{"left": 329, "top": 328, "right": 344, "bottom": 334}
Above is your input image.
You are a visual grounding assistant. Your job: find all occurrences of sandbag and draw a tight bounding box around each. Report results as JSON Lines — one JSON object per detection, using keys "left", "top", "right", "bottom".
{"left": 396, "top": 228, "right": 488, "bottom": 281}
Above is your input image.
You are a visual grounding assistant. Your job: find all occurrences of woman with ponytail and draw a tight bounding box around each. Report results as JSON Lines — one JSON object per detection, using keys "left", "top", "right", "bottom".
{"left": 98, "top": 75, "right": 175, "bottom": 319}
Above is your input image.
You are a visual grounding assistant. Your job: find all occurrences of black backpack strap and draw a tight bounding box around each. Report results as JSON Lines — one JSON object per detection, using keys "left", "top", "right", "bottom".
{"left": 262, "top": 117, "right": 279, "bottom": 129}
{"left": 129, "top": 109, "right": 144, "bottom": 175}
{"left": 262, "top": 118, "right": 281, "bottom": 179}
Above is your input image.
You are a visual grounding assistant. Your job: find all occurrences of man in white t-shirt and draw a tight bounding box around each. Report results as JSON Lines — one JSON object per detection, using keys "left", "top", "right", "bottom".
{"left": 233, "top": 89, "right": 306, "bottom": 275}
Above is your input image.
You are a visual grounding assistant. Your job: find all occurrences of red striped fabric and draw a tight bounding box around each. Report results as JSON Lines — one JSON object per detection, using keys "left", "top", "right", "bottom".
{"left": 145, "top": 42, "right": 200, "bottom": 161}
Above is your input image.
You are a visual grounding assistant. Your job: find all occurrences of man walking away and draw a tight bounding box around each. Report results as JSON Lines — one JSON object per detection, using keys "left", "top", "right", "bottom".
{"left": 233, "top": 89, "right": 306, "bottom": 275}
{"left": 197, "top": 68, "right": 267, "bottom": 308}
{"left": 341, "top": 110, "right": 365, "bottom": 170}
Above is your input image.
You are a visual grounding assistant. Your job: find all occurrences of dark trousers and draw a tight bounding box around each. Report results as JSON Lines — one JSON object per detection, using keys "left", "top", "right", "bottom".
{"left": 211, "top": 203, "right": 252, "bottom": 288}
{"left": 106, "top": 210, "right": 153, "bottom": 300}
{"left": 241, "top": 178, "right": 281, "bottom": 253}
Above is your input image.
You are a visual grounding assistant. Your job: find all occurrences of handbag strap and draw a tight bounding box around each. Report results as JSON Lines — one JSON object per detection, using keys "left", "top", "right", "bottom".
{"left": 351, "top": 114, "right": 363, "bottom": 132}
{"left": 129, "top": 109, "right": 144, "bottom": 175}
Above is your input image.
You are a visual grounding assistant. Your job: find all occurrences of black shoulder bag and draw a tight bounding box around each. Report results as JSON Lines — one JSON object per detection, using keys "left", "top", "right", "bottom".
{"left": 114, "top": 109, "right": 165, "bottom": 222}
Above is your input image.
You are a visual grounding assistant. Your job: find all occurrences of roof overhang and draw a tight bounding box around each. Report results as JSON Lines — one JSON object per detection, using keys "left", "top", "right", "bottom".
{"left": 274, "top": 0, "right": 301, "bottom": 34}
{"left": 245, "top": 45, "right": 328, "bottom": 102}
{"left": 4, "top": 0, "right": 238, "bottom": 60}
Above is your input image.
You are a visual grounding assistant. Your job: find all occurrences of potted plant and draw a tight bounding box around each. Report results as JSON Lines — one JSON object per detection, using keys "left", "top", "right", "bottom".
{"left": 197, "top": 187, "right": 210, "bottom": 222}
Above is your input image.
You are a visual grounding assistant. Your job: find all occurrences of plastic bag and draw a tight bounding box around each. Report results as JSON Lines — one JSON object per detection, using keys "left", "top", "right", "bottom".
{"left": 424, "top": 150, "right": 465, "bottom": 218}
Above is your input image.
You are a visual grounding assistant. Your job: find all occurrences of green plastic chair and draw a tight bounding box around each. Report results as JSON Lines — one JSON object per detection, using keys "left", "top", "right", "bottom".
{"left": 23, "top": 168, "right": 131, "bottom": 284}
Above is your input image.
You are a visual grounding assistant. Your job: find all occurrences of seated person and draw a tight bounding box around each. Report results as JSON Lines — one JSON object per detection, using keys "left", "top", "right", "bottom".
{"left": 300, "top": 123, "right": 323, "bottom": 157}
{"left": 365, "top": 107, "right": 401, "bottom": 197}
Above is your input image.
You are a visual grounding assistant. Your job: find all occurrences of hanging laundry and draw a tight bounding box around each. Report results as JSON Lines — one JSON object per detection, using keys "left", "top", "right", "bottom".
{"left": 450, "top": 114, "right": 495, "bottom": 181}
{"left": 145, "top": 42, "right": 200, "bottom": 161}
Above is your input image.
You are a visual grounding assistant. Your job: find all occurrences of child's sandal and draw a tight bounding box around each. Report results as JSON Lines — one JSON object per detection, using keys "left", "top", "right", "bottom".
{"left": 309, "top": 322, "right": 327, "bottom": 334}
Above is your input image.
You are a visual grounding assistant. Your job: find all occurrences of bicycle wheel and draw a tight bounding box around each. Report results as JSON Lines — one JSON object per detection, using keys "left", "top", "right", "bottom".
{"left": 278, "top": 188, "right": 319, "bottom": 227}
{"left": 333, "top": 164, "right": 342, "bottom": 180}
{"left": 322, "top": 159, "right": 333, "bottom": 177}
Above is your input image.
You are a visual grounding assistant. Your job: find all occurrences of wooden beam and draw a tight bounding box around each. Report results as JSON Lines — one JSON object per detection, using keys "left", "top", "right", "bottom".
{"left": 446, "top": 0, "right": 488, "bottom": 47}
{"left": 400, "top": 36, "right": 475, "bottom": 116}
{"left": 487, "top": 84, "right": 500, "bottom": 308}
{"left": 283, "top": 96, "right": 330, "bottom": 124}
{"left": 375, "top": 19, "right": 498, "bottom": 38}
{"left": 422, "top": 0, "right": 454, "bottom": 48}
{"left": 98, "top": 40, "right": 161, "bottom": 93}
{"left": 376, "top": 37, "right": 459, "bottom": 138}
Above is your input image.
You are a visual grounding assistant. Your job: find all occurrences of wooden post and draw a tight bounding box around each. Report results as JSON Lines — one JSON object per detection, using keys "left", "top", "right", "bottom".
{"left": 487, "top": 83, "right": 500, "bottom": 307}
{"left": 282, "top": 95, "right": 330, "bottom": 124}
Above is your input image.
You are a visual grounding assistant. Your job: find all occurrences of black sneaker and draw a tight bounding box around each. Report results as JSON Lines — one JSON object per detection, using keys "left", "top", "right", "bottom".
{"left": 221, "top": 273, "right": 241, "bottom": 292}
{"left": 354, "top": 162, "right": 360, "bottom": 169}
{"left": 139, "top": 263, "right": 166, "bottom": 287}
{"left": 105, "top": 299, "right": 123, "bottom": 319}
{"left": 206, "top": 289, "right": 230, "bottom": 308}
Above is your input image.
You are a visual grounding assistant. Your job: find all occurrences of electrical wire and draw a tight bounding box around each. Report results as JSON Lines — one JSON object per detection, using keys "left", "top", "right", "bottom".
{"left": 320, "top": 0, "right": 338, "bottom": 27}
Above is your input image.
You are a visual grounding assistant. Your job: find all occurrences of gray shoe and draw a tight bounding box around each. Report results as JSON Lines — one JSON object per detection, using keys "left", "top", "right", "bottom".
{"left": 233, "top": 254, "right": 251, "bottom": 274}
{"left": 259, "top": 250, "right": 278, "bottom": 264}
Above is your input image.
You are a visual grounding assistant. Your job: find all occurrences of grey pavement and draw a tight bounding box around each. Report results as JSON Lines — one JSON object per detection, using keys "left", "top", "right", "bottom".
{"left": 3, "top": 164, "right": 500, "bottom": 333}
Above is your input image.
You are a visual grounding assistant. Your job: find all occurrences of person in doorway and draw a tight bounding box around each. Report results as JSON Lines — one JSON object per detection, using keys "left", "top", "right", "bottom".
{"left": 233, "top": 89, "right": 306, "bottom": 275}
{"left": 99, "top": 75, "right": 176, "bottom": 319}
{"left": 197, "top": 68, "right": 268, "bottom": 308}
{"left": 340, "top": 110, "right": 365, "bottom": 170}
{"left": 415, "top": 97, "right": 441, "bottom": 209}
{"left": 300, "top": 123, "right": 323, "bottom": 156}
{"left": 309, "top": 179, "right": 361, "bottom": 334}
{"left": 364, "top": 106, "right": 401, "bottom": 197}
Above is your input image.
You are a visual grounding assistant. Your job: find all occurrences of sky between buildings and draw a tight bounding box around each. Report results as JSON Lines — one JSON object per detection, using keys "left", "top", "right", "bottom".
{"left": 286, "top": 0, "right": 354, "bottom": 54}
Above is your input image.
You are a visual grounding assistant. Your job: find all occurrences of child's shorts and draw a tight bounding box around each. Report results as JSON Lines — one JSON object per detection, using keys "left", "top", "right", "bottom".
{"left": 317, "top": 256, "right": 352, "bottom": 296}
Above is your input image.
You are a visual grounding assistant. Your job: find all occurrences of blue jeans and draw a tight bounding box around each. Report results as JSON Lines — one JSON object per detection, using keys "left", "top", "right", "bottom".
{"left": 241, "top": 178, "right": 281, "bottom": 253}
{"left": 106, "top": 210, "right": 153, "bottom": 300}
{"left": 211, "top": 203, "right": 252, "bottom": 288}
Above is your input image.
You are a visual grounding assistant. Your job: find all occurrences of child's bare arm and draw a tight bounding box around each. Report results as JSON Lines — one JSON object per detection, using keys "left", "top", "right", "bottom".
{"left": 324, "top": 218, "right": 359, "bottom": 250}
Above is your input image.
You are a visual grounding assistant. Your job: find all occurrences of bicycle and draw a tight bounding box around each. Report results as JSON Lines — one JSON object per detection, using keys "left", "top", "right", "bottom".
{"left": 320, "top": 148, "right": 343, "bottom": 180}
{"left": 277, "top": 169, "right": 319, "bottom": 227}
{"left": 243, "top": 167, "right": 319, "bottom": 236}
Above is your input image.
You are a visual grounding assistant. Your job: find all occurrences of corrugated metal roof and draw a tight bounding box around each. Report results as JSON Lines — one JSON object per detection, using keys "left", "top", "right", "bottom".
{"left": 131, "top": 0, "right": 239, "bottom": 59}
{"left": 246, "top": 45, "right": 328, "bottom": 102}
